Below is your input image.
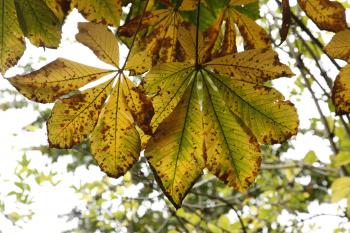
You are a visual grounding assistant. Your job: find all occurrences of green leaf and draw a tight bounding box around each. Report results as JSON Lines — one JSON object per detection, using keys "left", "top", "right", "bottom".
{"left": 303, "top": 150, "right": 317, "bottom": 164}
{"left": 0, "top": 0, "right": 25, "bottom": 74}
{"left": 14, "top": 0, "right": 63, "bottom": 47}
{"left": 145, "top": 78, "right": 205, "bottom": 208}
{"left": 331, "top": 177, "right": 350, "bottom": 203}
{"left": 332, "top": 152, "right": 350, "bottom": 167}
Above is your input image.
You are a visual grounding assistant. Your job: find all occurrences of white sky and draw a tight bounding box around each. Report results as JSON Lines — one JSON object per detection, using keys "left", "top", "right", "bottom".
{"left": 0, "top": 3, "right": 350, "bottom": 233}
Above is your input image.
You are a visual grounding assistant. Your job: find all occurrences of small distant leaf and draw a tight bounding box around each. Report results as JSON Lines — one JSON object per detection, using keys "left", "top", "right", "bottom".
{"left": 0, "top": 0, "right": 25, "bottom": 74}
{"left": 145, "top": 80, "right": 205, "bottom": 208}
{"left": 14, "top": 0, "right": 63, "bottom": 47}
{"left": 8, "top": 58, "right": 112, "bottom": 103}
{"left": 303, "top": 150, "right": 317, "bottom": 164}
{"left": 333, "top": 151, "right": 350, "bottom": 167}
{"left": 298, "top": 0, "right": 347, "bottom": 32}
{"left": 325, "top": 29, "right": 350, "bottom": 61}
{"left": 76, "top": 22, "right": 119, "bottom": 67}
{"left": 71, "top": 0, "right": 122, "bottom": 27}
{"left": 332, "top": 64, "right": 350, "bottom": 114}
{"left": 48, "top": 79, "right": 113, "bottom": 148}
{"left": 91, "top": 76, "right": 141, "bottom": 178}
{"left": 331, "top": 177, "right": 350, "bottom": 203}
{"left": 279, "top": 0, "right": 291, "bottom": 45}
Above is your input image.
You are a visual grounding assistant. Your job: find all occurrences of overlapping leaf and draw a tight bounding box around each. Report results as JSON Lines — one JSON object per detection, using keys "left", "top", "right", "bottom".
{"left": 325, "top": 29, "right": 350, "bottom": 114}
{"left": 0, "top": 0, "right": 70, "bottom": 74}
{"left": 117, "top": 0, "right": 197, "bottom": 74}
{"left": 71, "top": 0, "right": 122, "bottom": 27}
{"left": 8, "top": 22, "right": 153, "bottom": 179}
{"left": 298, "top": 0, "right": 347, "bottom": 32}
{"left": 142, "top": 28, "right": 297, "bottom": 206}
{"left": 205, "top": 0, "right": 271, "bottom": 59}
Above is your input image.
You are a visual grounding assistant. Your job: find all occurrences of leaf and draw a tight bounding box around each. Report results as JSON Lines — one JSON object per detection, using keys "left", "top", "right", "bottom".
{"left": 47, "top": 79, "right": 113, "bottom": 148}
{"left": 76, "top": 22, "right": 119, "bottom": 67}
{"left": 332, "top": 64, "right": 350, "bottom": 114}
{"left": 0, "top": 0, "right": 25, "bottom": 74}
{"left": 145, "top": 79, "right": 205, "bottom": 208}
{"left": 207, "top": 71, "right": 298, "bottom": 144}
{"left": 325, "top": 29, "right": 350, "bottom": 61}
{"left": 144, "top": 62, "right": 194, "bottom": 134}
{"left": 303, "top": 150, "right": 317, "bottom": 164}
{"left": 14, "top": 0, "right": 63, "bottom": 47}
{"left": 90, "top": 76, "right": 141, "bottom": 178}
{"left": 206, "top": 48, "right": 294, "bottom": 83}
{"left": 202, "top": 70, "right": 261, "bottom": 191}
{"left": 206, "top": 1, "right": 270, "bottom": 58}
{"left": 332, "top": 151, "right": 350, "bottom": 167}
{"left": 331, "top": 177, "right": 350, "bottom": 203}
{"left": 8, "top": 58, "right": 112, "bottom": 103}
{"left": 279, "top": 0, "right": 291, "bottom": 45}
{"left": 9, "top": 22, "right": 152, "bottom": 181}
{"left": 298, "top": 0, "right": 347, "bottom": 32}
{"left": 142, "top": 48, "right": 296, "bottom": 206}
{"left": 71, "top": 0, "right": 122, "bottom": 27}
{"left": 118, "top": 7, "right": 188, "bottom": 73}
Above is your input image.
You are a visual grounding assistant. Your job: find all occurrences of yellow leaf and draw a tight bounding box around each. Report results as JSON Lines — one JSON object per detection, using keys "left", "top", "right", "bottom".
{"left": 325, "top": 29, "right": 350, "bottom": 61}
{"left": 91, "top": 76, "right": 141, "bottom": 178}
{"left": 122, "top": 77, "right": 154, "bottom": 135}
{"left": 209, "top": 72, "right": 298, "bottom": 144}
{"left": 230, "top": 9, "right": 271, "bottom": 50}
{"left": 8, "top": 58, "right": 112, "bottom": 103}
{"left": 47, "top": 79, "right": 113, "bottom": 148}
{"left": 206, "top": 48, "right": 293, "bottom": 83}
{"left": 332, "top": 64, "right": 350, "bottom": 114}
{"left": 141, "top": 62, "right": 194, "bottom": 132}
{"left": 202, "top": 70, "right": 261, "bottom": 191}
{"left": 331, "top": 177, "right": 350, "bottom": 203}
{"left": 230, "top": 0, "right": 257, "bottom": 5}
{"left": 71, "top": 0, "right": 122, "bottom": 27}
{"left": 76, "top": 22, "right": 119, "bottom": 67}
{"left": 298, "top": 0, "right": 347, "bottom": 32}
{"left": 118, "top": 8, "right": 188, "bottom": 73}
{"left": 145, "top": 79, "right": 205, "bottom": 208}
{"left": 0, "top": 0, "right": 25, "bottom": 74}
{"left": 179, "top": 0, "right": 198, "bottom": 11}
{"left": 14, "top": 0, "right": 62, "bottom": 47}
{"left": 178, "top": 22, "right": 205, "bottom": 62}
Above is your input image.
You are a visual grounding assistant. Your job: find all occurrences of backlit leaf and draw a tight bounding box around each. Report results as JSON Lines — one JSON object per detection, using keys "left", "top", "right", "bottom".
{"left": 145, "top": 79, "right": 205, "bottom": 208}
{"left": 202, "top": 70, "right": 261, "bottom": 191}
{"left": 206, "top": 48, "right": 293, "bottom": 83}
{"left": 141, "top": 62, "right": 194, "bottom": 131}
{"left": 118, "top": 7, "right": 188, "bottom": 73}
{"left": 0, "top": 0, "right": 25, "bottom": 74}
{"left": 76, "top": 22, "right": 119, "bottom": 67}
{"left": 14, "top": 0, "right": 62, "bottom": 47}
{"left": 142, "top": 48, "right": 296, "bottom": 206}
{"left": 325, "top": 29, "right": 350, "bottom": 61}
{"left": 331, "top": 177, "right": 350, "bottom": 203}
{"left": 298, "top": 0, "right": 347, "bottom": 32}
{"left": 206, "top": 1, "right": 270, "bottom": 58}
{"left": 208, "top": 71, "right": 298, "bottom": 144}
{"left": 332, "top": 64, "right": 350, "bottom": 114}
{"left": 8, "top": 58, "right": 112, "bottom": 103}
{"left": 71, "top": 0, "right": 122, "bottom": 27}
{"left": 47, "top": 79, "right": 113, "bottom": 148}
{"left": 90, "top": 76, "right": 141, "bottom": 178}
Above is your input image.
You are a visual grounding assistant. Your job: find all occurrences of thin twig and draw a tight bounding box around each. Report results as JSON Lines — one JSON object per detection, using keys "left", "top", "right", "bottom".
{"left": 191, "top": 191, "right": 248, "bottom": 233}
